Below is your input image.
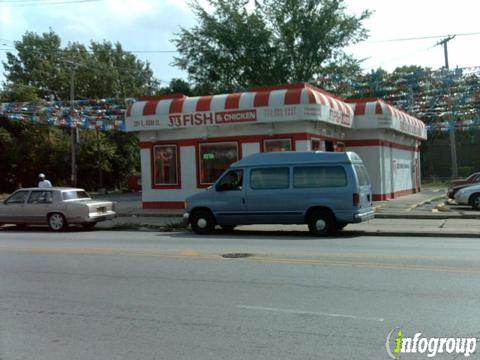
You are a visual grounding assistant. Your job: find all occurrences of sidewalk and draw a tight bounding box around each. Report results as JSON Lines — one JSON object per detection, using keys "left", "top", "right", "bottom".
{"left": 94, "top": 188, "right": 480, "bottom": 237}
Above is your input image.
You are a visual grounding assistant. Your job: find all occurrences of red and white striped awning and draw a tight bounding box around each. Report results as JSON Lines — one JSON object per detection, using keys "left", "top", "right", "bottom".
{"left": 347, "top": 98, "right": 427, "bottom": 140}
{"left": 125, "top": 83, "right": 354, "bottom": 131}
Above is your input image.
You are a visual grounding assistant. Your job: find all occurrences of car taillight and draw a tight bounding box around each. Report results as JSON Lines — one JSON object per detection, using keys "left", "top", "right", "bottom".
{"left": 353, "top": 193, "right": 360, "bottom": 206}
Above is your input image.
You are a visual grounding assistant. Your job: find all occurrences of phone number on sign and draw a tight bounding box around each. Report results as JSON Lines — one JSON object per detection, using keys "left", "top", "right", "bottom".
{"left": 263, "top": 107, "right": 297, "bottom": 118}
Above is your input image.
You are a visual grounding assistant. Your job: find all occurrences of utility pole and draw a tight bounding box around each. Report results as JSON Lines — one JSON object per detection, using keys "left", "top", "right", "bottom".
{"left": 66, "top": 60, "right": 79, "bottom": 186}
{"left": 436, "top": 35, "right": 458, "bottom": 178}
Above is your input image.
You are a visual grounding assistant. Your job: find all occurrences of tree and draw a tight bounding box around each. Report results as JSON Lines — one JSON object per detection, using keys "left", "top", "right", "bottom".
{"left": 158, "top": 78, "right": 196, "bottom": 96}
{"left": 173, "top": 0, "right": 371, "bottom": 93}
{"left": 2, "top": 30, "right": 160, "bottom": 100}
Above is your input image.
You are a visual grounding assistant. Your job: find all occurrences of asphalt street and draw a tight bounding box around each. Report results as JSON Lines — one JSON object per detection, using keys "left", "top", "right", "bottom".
{"left": 1, "top": 229, "right": 480, "bottom": 360}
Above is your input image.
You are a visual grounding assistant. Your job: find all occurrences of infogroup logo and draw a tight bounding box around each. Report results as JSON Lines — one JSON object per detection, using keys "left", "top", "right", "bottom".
{"left": 385, "top": 328, "right": 477, "bottom": 359}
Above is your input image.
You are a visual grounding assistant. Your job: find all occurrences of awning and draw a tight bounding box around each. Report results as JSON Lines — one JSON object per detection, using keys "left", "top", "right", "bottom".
{"left": 125, "top": 83, "right": 354, "bottom": 131}
{"left": 347, "top": 98, "right": 427, "bottom": 140}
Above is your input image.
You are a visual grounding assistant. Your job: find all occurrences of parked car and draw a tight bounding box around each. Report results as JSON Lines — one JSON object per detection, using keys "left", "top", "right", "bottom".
{"left": 184, "top": 151, "right": 374, "bottom": 236}
{"left": 447, "top": 172, "right": 480, "bottom": 198}
{"left": 454, "top": 183, "right": 480, "bottom": 210}
{"left": 0, "top": 187, "right": 116, "bottom": 231}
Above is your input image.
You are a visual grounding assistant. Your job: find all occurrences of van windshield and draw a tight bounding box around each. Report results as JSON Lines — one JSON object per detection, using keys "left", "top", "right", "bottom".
{"left": 354, "top": 165, "right": 370, "bottom": 186}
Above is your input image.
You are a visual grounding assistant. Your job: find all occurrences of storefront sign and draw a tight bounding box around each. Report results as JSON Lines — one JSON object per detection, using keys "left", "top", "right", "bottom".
{"left": 329, "top": 109, "right": 352, "bottom": 127}
{"left": 162, "top": 110, "right": 257, "bottom": 129}
{"left": 215, "top": 110, "right": 256, "bottom": 124}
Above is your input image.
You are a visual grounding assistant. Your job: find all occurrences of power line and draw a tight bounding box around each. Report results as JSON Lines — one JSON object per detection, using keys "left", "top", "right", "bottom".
{"left": 0, "top": 0, "right": 103, "bottom": 6}
{"left": 367, "top": 32, "right": 480, "bottom": 43}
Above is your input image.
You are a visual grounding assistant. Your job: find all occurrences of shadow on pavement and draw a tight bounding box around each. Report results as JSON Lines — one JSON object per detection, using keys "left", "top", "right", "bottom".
{"left": 161, "top": 229, "right": 366, "bottom": 241}
{"left": 0, "top": 225, "right": 97, "bottom": 233}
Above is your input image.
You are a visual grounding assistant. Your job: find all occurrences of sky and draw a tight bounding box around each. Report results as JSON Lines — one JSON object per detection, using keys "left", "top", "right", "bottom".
{"left": 1, "top": 0, "right": 480, "bottom": 89}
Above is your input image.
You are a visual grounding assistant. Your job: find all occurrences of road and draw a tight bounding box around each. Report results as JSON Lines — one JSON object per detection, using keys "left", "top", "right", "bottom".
{"left": 1, "top": 228, "right": 480, "bottom": 360}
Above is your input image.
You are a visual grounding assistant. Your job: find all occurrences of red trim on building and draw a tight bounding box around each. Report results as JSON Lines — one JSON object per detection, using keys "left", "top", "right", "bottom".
{"left": 150, "top": 144, "right": 182, "bottom": 190}
{"left": 143, "top": 201, "right": 185, "bottom": 209}
{"left": 143, "top": 100, "right": 159, "bottom": 116}
{"left": 306, "top": 88, "right": 316, "bottom": 104}
{"left": 196, "top": 96, "right": 213, "bottom": 112}
{"left": 345, "top": 97, "right": 380, "bottom": 104}
{"left": 284, "top": 89, "right": 302, "bottom": 105}
{"left": 254, "top": 92, "right": 270, "bottom": 107}
{"left": 354, "top": 102, "right": 366, "bottom": 115}
{"left": 140, "top": 132, "right": 345, "bottom": 150}
{"left": 169, "top": 98, "right": 185, "bottom": 114}
{"left": 225, "top": 93, "right": 241, "bottom": 109}
{"left": 373, "top": 188, "right": 416, "bottom": 201}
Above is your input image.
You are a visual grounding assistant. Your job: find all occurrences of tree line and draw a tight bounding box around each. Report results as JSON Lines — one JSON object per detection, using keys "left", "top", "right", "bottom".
{"left": 8, "top": 1, "right": 477, "bottom": 188}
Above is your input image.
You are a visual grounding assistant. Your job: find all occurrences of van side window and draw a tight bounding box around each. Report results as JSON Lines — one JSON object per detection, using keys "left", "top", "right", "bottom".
{"left": 354, "top": 165, "right": 370, "bottom": 186}
{"left": 293, "top": 166, "right": 347, "bottom": 188}
{"left": 250, "top": 168, "right": 289, "bottom": 189}
{"left": 217, "top": 170, "right": 243, "bottom": 191}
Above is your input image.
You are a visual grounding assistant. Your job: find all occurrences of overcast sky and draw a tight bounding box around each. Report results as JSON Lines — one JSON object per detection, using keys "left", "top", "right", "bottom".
{"left": 1, "top": 0, "right": 479, "bottom": 89}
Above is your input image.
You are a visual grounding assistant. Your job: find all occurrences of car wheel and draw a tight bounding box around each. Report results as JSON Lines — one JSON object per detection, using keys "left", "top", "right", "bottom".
{"left": 48, "top": 213, "right": 67, "bottom": 231}
{"left": 470, "top": 194, "right": 480, "bottom": 210}
{"left": 190, "top": 209, "right": 215, "bottom": 235}
{"left": 82, "top": 223, "right": 97, "bottom": 230}
{"left": 308, "top": 211, "right": 336, "bottom": 236}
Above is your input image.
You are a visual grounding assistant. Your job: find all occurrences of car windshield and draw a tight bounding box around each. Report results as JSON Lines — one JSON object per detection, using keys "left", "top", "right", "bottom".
{"left": 62, "top": 190, "right": 90, "bottom": 200}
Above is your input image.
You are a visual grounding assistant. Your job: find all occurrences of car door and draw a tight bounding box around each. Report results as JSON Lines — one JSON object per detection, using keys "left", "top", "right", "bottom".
{"left": 0, "top": 190, "right": 30, "bottom": 224}
{"left": 212, "top": 169, "right": 246, "bottom": 225}
{"left": 24, "top": 190, "right": 55, "bottom": 224}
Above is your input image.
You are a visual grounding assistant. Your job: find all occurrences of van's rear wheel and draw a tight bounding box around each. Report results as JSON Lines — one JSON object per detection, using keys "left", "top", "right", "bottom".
{"left": 190, "top": 209, "right": 215, "bottom": 235}
{"left": 308, "top": 211, "right": 336, "bottom": 236}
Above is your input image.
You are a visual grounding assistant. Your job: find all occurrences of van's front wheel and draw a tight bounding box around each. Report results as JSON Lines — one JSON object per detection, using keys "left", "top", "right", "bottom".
{"left": 308, "top": 211, "right": 336, "bottom": 236}
{"left": 190, "top": 209, "right": 216, "bottom": 235}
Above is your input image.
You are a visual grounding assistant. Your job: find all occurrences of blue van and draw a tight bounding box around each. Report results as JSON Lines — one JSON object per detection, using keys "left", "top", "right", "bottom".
{"left": 184, "top": 151, "right": 374, "bottom": 236}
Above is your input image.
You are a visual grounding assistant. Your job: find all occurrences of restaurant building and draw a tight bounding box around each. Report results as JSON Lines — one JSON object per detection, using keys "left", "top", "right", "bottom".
{"left": 125, "top": 83, "right": 427, "bottom": 208}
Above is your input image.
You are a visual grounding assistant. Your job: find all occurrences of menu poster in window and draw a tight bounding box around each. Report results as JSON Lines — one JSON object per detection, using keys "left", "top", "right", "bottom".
{"left": 154, "top": 145, "right": 178, "bottom": 185}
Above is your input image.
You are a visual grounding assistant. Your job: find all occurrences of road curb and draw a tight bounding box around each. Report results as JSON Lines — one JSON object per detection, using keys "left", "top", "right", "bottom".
{"left": 374, "top": 213, "right": 480, "bottom": 219}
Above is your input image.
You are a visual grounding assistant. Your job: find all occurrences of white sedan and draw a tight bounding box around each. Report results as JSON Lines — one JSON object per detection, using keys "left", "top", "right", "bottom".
{"left": 454, "top": 184, "right": 480, "bottom": 210}
{"left": 0, "top": 187, "right": 116, "bottom": 231}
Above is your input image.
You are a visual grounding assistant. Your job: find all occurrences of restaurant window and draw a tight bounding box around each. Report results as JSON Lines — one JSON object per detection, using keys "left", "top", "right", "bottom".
{"left": 263, "top": 138, "right": 292, "bottom": 152}
{"left": 311, "top": 138, "right": 324, "bottom": 151}
{"left": 199, "top": 142, "right": 239, "bottom": 185}
{"left": 153, "top": 145, "right": 178, "bottom": 186}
